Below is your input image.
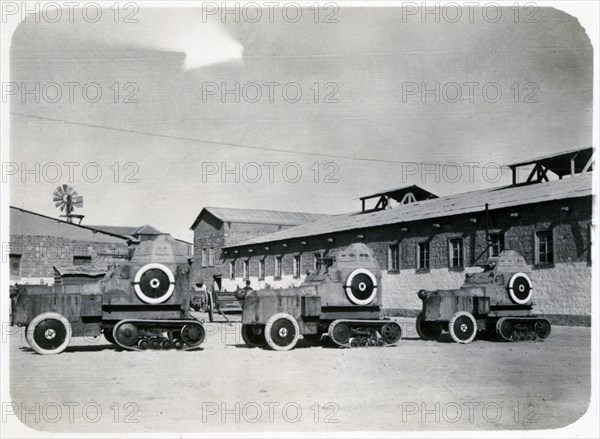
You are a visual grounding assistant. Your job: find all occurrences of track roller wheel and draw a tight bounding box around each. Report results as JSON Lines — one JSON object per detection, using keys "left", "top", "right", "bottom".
{"left": 241, "top": 324, "right": 266, "bottom": 348}
{"left": 173, "top": 339, "right": 183, "bottom": 349}
{"left": 150, "top": 338, "right": 162, "bottom": 350}
{"left": 449, "top": 311, "right": 477, "bottom": 344}
{"left": 350, "top": 337, "right": 360, "bottom": 348}
{"left": 495, "top": 318, "right": 514, "bottom": 342}
{"left": 381, "top": 321, "right": 402, "bottom": 344}
{"left": 181, "top": 323, "right": 205, "bottom": 347}
{"left": 359, "top": 337, "right": 369, "bottom": 347}
{"left": 535, "top": 320, "right": 551, "bottom": 340}
{"left": 328, "top": 321, "right": 352, "bottom": 345}
{"left": 376, "top": 338, "right": 385, "bottom": 347}
{"left": 26, "top": 312, "right": 72, "bottom": 355}
{"left": 162, "top": 339, "right": 173, "bottom": 350}
{"left": 369, "top": 338, "right": 378, "bottom": 346}
{"left": 114, "top": 323, "right": 139, "bottom": 347}
{"left": 138, "top": 339, "right": 150, "bottom": 350}
{"left": 416, "top": 312, "right": 442, "bottom": 341}
{"left": 265, "top": 313, "right": 300, "bottom": 351}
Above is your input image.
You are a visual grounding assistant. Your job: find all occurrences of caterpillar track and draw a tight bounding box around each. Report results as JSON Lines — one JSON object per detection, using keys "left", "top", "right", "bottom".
{"left": 495, "top": 316, "right": 551, "bottom": 342}
{"left": 327, "top": 319, "right": 402, "bottom": 348}
{"left": 109, "top": 319, "right": 205, "bottom": 351}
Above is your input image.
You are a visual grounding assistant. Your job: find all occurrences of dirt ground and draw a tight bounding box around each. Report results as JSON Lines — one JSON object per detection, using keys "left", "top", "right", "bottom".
{"left": 5, "top": 315, "right": 591, "bottom": 435}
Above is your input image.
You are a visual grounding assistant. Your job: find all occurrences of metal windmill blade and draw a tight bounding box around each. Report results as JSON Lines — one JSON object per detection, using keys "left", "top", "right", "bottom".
{"left": 73, "top": 196, "right": 84, "bottom": 208}
{"left": 52, "top": 184, "right": 84, "bottom": 223}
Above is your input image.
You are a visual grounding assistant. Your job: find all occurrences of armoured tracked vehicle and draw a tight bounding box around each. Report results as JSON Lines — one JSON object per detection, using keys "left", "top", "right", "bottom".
{"left": 10, "top": 235, "right": 205, "bottom": 354}
{"left": 239, "top": 243, "right": 402, "bottom": 351}
{"left": 416, "top": 250, "right": 551, "bottom": 344}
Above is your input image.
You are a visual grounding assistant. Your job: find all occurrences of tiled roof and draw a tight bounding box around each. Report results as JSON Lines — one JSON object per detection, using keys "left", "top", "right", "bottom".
{"left": 191, "top": 207, "right": 330, "bottom": 229}
{"left": 88, "top": 224, "right": 162, "bottom": 236}
{"left": 226, "top": 175, "right": 593, "bottom": 248}
{"left": 9, "top": 207, "right": 132, "bottom": 243}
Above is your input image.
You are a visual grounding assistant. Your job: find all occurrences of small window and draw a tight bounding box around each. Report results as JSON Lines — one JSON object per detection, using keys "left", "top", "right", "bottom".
{"left": 535, "top": 230, "right": 554, "bottom": 265}
{"left": 201, "top": 248, "right": 207, "bottom": 267}
{"left": 449, "top": 238, "right": 464, "bottom": 269}
{"left": 73, "top": 256, "right": 92, "bottom": 266}
{"left": 418, "top": 242, "right": 430, "bottom": 270}
{"left": 208, "top": 247, "right": 215, "bottom": 267}
{"left": 314, "top": 252, "right": 322, "bottom": 270}
{"left": 275, "top": 256, "right": 283, "bottom": 278}
{"left": 230, "top": 260, "right": 236, "bottom": 279}
{"left": 293, "top": 255, "right": 301, "bottom": 278}
{"left": 489, "top": 233, "right": 505, "bottom": 257}
{"left": 259, "top": 259, "right": 265, "bottom": 279}
{"left": 9, "top": 254, "right": 21, "bottom": 279}
{"left": 243, "top": 260, "right": 249, "bottom": 279}
{"left": 388, "top": 244, "right": 400, "bottom": 271}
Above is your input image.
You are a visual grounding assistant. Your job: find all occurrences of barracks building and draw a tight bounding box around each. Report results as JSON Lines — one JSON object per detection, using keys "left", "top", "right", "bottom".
{"left": 191, "top": 148, "right": 594, "bottom": 325}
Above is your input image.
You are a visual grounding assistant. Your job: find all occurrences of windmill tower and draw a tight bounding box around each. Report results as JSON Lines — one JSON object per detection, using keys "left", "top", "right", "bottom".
{"left": 52, "top": 184, "right": 84, "bottom": 224}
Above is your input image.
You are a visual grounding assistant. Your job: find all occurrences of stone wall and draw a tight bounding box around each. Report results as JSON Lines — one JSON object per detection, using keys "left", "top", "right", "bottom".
{"left": 8, "top": 235, "right": 128, "bottom": 285}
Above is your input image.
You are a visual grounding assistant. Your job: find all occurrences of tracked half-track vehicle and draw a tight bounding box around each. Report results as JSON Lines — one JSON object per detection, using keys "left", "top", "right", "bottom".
{"left": 240, "top": 243, "right": 402, "bottom": 351}
{"left": 416, "top": 250, "right": 551, "bottom": 344}
{"left": 10, "top": 235, "right": 205, "bottom": 354}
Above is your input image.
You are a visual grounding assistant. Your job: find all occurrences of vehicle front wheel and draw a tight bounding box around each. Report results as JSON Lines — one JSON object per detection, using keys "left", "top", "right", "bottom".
{"left": 264, "top": 313, "right": 300, "bottom": 351}
{"left": 26, "top": 312, "right": 72, "bottom": 355}
{"left": 448, "top": 311, "right": 477, "bottom": 344}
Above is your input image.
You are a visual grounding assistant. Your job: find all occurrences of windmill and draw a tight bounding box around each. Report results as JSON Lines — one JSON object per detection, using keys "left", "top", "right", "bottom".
{"left": 52, "top": 184, "right": 84, "bottom": 224}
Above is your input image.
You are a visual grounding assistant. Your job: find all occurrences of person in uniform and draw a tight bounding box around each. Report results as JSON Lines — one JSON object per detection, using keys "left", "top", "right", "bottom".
{"left": 235, "top": 280, "right": 253, "bottom": 301}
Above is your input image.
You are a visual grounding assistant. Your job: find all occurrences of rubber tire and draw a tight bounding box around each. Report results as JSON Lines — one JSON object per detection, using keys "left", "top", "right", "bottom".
{"left": 448, "top": 311, "right": 477, "bottom": 344}
{"left": 26, "top": 312, "right": 71, "bottom": 355}
{"left": 264, "top": 313, "right": 300, "bottom": 351}
{"left": 416, "top": 312, "right": 442, "bottom": 341}
{"left": 241, "top": 324, "right": 266, "bottom": 348}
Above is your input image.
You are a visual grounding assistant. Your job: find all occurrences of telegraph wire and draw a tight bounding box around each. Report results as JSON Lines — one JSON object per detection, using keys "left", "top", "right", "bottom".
{"left": 11, "top": 111, "right": 516, "bottom": 169}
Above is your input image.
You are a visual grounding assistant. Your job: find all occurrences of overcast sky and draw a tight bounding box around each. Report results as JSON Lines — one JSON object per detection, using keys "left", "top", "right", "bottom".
{"left": 7, "top": 5, "right": 593, "bottom": 241}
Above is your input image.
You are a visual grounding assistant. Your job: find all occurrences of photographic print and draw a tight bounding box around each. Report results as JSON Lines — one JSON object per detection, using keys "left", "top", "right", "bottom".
{"left": 1, "top": 1, "right": 598, "bottom": 437}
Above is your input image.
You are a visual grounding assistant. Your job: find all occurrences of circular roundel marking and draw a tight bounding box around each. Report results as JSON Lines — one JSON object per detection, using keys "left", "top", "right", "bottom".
{"left": 508, "top": 272, "right": 533, "bottom": 305}
{"left": 26, "top": 312, "right": 72, "bottom": 355}
{"left": 133, "top": 263, "right": 175, "bottom": 304}
{"left": 344, "top": 268, "right": 378, "bottom": 305}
